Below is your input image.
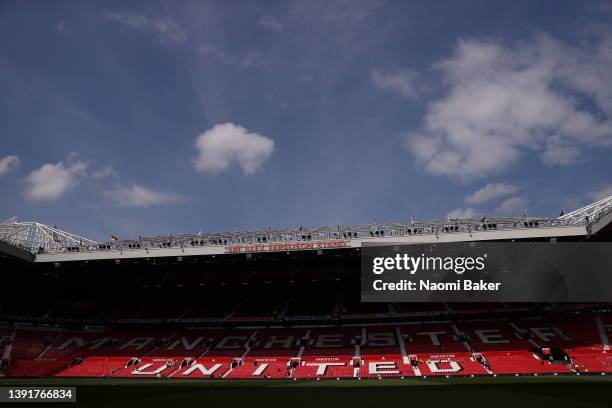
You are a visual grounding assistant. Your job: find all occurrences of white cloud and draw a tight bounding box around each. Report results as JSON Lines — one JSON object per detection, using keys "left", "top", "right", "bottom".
{"left": 495, "top": 196, "right": 528, "bottom": 216}
{"left": 103, "top": 184, "right": 185, "bottom": 207}
{"left": 103, "top": 10, "right": 186, "bottom": 45}
{"left": 406, "top": 32, "right": 612, "bottom": 179}
{"left": 372, "top": 68, "right": 422, "bottom": 99}
{"left": 22, "top": 155, "right": 181, "bottom": 206}
{"left": 199, "top": 44, "right": 233, "bottom": 65}
{"left": 24, "top": 159, "right": 88, "bottom": 202}
{"left": 447, "top": 207, "right": 478, "bottom": 219}
{"left": 91, "top": 165, "right": 118, "bottom": 180}
{"left": 198, "top": 45, "right": 268, "bottom": 70}
{"left": 193, "top": 123, "right": 275, "bottom": 176}
{"left": 258, "top": 15, "right": 284, "bottom": 32}
{"left": 0, "top": 155, "right": 20, "bottom": 176}
{"left": 588, "top": 184, "right": 612, "bottom": 201}
{"left": 465, "top": 182, "right": 521, "bottom": 205}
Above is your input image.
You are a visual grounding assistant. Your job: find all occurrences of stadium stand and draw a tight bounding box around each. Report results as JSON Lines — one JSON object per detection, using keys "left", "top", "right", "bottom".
{"left": 2, "top": 195, "right": 612, "bottom": 379}
{"left": 2, "top": 316, "right": 612, "bottom": 378}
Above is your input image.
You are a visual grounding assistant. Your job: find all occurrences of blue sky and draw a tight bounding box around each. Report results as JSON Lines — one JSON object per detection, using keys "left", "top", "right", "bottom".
{"left": 1, "top": 0, "right": 612, "bottom": 241}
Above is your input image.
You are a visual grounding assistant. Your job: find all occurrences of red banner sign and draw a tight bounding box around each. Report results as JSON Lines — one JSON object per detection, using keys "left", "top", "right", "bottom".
{"left": 225, "top": 240, "right": 350, "bottom": 254}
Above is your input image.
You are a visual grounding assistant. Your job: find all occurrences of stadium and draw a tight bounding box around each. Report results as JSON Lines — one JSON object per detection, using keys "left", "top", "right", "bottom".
{"left": 3, "top": 2, "right": 612, "bottom": 405}
{"left": 1, "top": 195, "right": 612, "bottom": 388}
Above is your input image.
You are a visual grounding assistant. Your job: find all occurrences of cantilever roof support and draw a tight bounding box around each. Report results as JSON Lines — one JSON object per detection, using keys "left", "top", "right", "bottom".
{"left": 0, "top": 217, "right": 98, "bottom": 254}
{"left": 558, "top": 195, "right": 612, "bottom": 235}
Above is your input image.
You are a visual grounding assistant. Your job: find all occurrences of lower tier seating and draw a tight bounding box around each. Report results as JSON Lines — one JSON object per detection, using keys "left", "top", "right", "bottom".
{"left": 4, "top": 316, "right": 611, "bottom": 378}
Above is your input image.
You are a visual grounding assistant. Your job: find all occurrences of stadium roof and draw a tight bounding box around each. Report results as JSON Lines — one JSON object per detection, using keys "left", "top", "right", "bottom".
{"left": 558, "top": 195, "right": 612, "bottom": 226}
{"left": 1, "top": 195, "right": 611, "bottom": 263}
{"left": 0, "top": 216, "right": 97, "bottom": 255}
